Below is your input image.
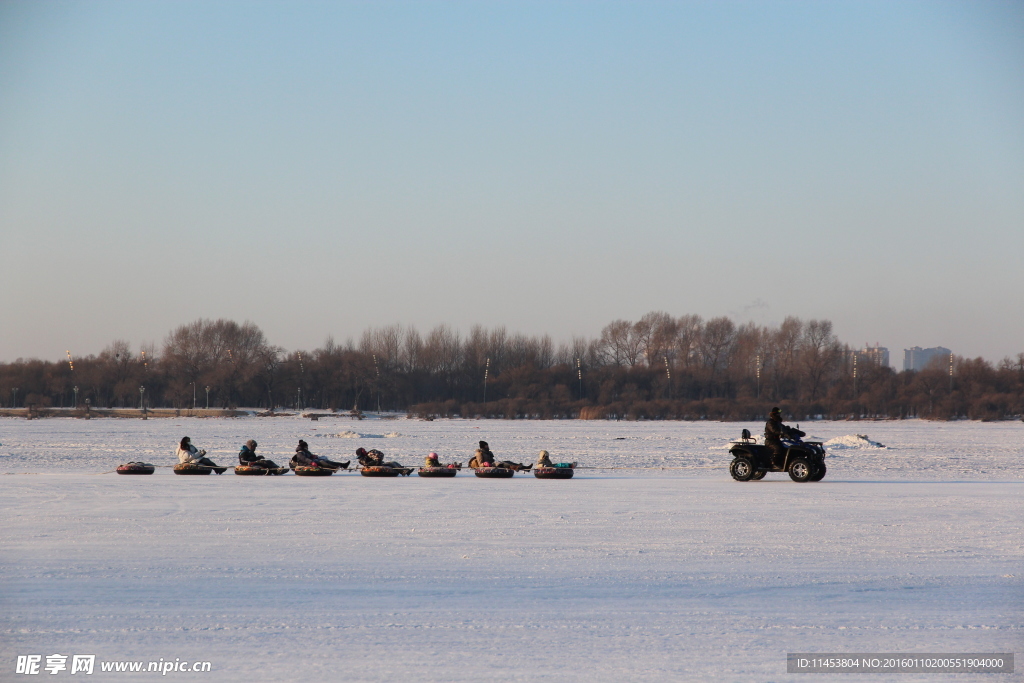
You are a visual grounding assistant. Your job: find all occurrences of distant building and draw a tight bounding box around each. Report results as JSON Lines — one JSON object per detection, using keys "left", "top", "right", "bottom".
{"left": 904, "top": 346, "right": 952, "bottom": 372}
{"left": 858, "top": 343, "right": 889, "bottom": 368}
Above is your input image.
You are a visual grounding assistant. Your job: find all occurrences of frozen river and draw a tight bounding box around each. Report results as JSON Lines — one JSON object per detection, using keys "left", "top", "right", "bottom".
{"left": 1, "top": 416, "right": 1021, "bottom": 681}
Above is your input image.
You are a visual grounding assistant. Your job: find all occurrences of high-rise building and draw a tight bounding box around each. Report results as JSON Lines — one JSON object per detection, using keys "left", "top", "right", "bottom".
{"left": 858, "top": 343, "right": 889, "bottom": 368}
{"left": 903, "top": 346, "right": 952, "bottom": 372}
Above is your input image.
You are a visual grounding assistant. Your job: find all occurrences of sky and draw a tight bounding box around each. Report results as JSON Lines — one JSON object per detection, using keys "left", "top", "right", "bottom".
{"left": 1, "top": 0, "right": 1022, "bottom": 363}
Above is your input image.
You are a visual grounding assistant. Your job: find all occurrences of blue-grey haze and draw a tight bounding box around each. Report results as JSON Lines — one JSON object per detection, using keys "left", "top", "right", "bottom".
{"left": 1, "top": 1, "right": 1021, "bottom": 362}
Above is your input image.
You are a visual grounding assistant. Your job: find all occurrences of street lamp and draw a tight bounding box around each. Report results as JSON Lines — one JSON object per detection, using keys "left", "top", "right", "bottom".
{"left": 73, "top": 386, "right": 79, "bottom": 409}
{"left": 205, "top": 386, "right": 210, "bottom": 409}
{"left": 139, "top": 386, "right": 146, "bottom": 416}
{"left": 483, "top": 358, "right": 490, "bottom": 404}
{"left": 576, "top": 358, "right": 583, "bottom": 400}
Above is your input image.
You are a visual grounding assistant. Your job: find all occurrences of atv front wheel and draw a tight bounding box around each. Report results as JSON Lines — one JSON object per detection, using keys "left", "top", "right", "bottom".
{"left": 751, "top": 470, "right": 767, "bottom": 480}
{"left": 788, "top": 458, "right": 813, "bottom": 483}
{"left": 729, "top": 457, "right": 755, "bottom": 481}
{"left": 809, "top": 462, "right": 826, "bottom": 481}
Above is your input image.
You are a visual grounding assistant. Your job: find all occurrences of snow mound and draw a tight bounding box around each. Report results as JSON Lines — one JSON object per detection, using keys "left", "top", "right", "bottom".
{"left": 824, "top": 434, "right": 887, "bottom": 450}
{"left": 313, "top": 430, "right": 360, "bottom": 438}
{"left": 383, "top": 432, "right": 402, "bottom": 438}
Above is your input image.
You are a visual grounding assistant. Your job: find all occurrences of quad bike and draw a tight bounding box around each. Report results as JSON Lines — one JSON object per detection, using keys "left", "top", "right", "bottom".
{"left": 727, "top": 428, "right": 827, "bottom": 482}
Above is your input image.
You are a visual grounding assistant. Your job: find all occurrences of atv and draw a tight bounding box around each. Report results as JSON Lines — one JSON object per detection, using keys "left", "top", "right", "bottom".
{"left": 727, "top": 428, "right": 827, "bottom": 482}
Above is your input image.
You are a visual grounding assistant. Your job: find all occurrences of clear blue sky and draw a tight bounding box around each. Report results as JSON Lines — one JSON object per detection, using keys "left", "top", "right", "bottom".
{"left": 1, "top": 1, "right": 1022, "bottom": 362}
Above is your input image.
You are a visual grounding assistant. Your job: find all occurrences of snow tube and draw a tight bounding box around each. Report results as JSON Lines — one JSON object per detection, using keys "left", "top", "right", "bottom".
{"left": 534, "top": 467, "right": 574, "bottom": 479}
{"left": 116, "top": 462, "right": 155, "bottom": 475}
{"left": 418, "top": 466, "right": 458, "bottom": 478}
{"left": 235, "top": 466, "right": 289, "bottom": 476}
{"left": 474, "top": 467, "right": 515, "bottom": 478}
{"left": 294, "top": 466, "right": 334, "bottom": 477}
{"left": 173, "top": 463, "right": 224, "bottom": 475}
{"left": 361, "top": 466, "right": 399, "bottom": 477}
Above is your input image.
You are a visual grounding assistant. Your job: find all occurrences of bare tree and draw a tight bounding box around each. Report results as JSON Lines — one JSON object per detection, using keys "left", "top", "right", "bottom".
{"left": 801, "top": 319, "right": 842, "bottom": 400}
{"left": 599, "top": 319, "right": 644, "bottom": 366}
{"left": 767, "top": 316, "right": 803, "bottom": 400}
{"left": 674, "top": 314, "right": 703, "bottom": 368}
{"left": 698, "top": 317, "right": 736, "bottom": 377}
{"left": 637, "top": 311, "right": 677, "bottom": 367}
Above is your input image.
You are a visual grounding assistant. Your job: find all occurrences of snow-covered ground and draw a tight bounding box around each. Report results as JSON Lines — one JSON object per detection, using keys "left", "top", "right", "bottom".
{"left": 1, "top": 416, "right": 1021, "bottom": 681}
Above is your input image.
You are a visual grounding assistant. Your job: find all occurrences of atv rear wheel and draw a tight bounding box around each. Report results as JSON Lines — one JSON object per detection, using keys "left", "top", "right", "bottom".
{"left": 730, "top": 457, "right": 755, "bottom": 481}
{"left": 788, "top": 458, "right": 813, "bottom": 482}
{"left": 809, "top": 462, "right": 826, "bottom": 481}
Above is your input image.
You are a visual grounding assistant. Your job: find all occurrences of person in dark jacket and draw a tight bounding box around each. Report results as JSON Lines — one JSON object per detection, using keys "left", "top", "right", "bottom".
{"left": 355, "top": 447, "right": 404, "bottom": 469}
{"left": 764, "top": 407, "right": 802, "bottom": 467}
{"left": 237, "top": 440, "right": 282, "bottom": 469}
{"left": 290, "top": 440, "right": 349, "bottom": 470}
{"left": 468, "top": 441, "right": 531, "bottom": 471}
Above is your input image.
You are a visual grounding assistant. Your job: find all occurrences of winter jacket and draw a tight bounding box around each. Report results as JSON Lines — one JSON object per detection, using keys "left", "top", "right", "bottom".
{"left": 536, "top": 451, "right": 553, "bottom": 467}
{"left": 292, "top": 448, "right": 321, "bottom": 468}
{"left": 765, "top": 416, "right": 802, "bottom": 444}
{"left": 475, "top": 448, "right": 495, "bottom": 465}
{"left": 176, "top": 444, "right": 206, "bottom": 464}
{"left": 238, "top": 444, "right": 259, "bottom": 465}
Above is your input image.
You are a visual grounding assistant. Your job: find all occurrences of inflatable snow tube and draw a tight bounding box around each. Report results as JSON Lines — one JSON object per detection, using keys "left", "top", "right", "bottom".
{"left": 173, "top": 463, "right": 214, "bottom": 475}
{"left": 361, "top": 466, "right": 399, "bottom": 477}
{"left": 294, "top": 466, "right": 334, "bottom": 477}
{"left": 474, "top": 467, "right": 515, "bottom": 479}
{"left": 534, "top": 466, "right": 574, "bottom": 479}
{"left": 116, "top": 462, "right": 155, "bottom": 475}
{"left": 418, "top": 466, "right": 458, "bottom": 478}
{"left": 235, "top": 465, "right": 288, "bottom": 475}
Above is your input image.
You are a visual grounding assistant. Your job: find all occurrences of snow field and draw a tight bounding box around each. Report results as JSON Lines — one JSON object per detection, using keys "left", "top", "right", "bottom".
{"left": 1, "top": 417, "right": 1022, "bottom": 681}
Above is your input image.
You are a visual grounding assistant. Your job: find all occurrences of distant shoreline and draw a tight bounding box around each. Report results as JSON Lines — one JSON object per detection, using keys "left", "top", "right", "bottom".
{"left": 0, "top": 408, "right": 1017, "bottom": 423}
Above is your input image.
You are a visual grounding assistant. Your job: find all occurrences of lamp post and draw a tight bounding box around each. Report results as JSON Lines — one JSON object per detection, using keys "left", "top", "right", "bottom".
{"left": 205, "top": 386, "right": 210, "bottom": 410}
{"left": 576, "top": 358, "right": 583, "bottom": 400}
{"left": 140, "top": 386, "right": 146, "bottom": 418}
{"left": 372, "top": 354, "right": 380, "bottom": 414}
{"left": 853, "top": 353, "right": 858, "bottom": 396}
{"left": 191, "top": 382, "right": 196, "bottom": 410}
{"left": 12, "top": 387, "right": 18, "bottom": 408}
{"left": 298, "top": 352, "right": 306, "bottom": 411}
{"left": 73, "top": 386, "right": 79, "bottom": 409}
{"left": 664, "top": 356, "right": 671, "bottom": 398}
{"left": 483, "top": 358, "right": 490, "bottom": 404}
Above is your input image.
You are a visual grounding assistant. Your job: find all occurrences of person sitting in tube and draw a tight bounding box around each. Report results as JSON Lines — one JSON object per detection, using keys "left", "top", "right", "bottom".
{"left": 291, "top": 440, "right": 349, "bottom": 470}
{"left": 176, "top": 436, "right": 223, "bottom": 469}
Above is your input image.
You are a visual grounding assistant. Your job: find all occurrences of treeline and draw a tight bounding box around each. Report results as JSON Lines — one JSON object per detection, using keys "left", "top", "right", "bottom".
{"left": 3, "top": 315, "right": 1024, "bottom": 421}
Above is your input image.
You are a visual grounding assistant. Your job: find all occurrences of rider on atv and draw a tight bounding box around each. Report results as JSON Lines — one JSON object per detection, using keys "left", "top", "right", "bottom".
{"left": 764, "top": 407, "right": 804, "bottom": 467}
